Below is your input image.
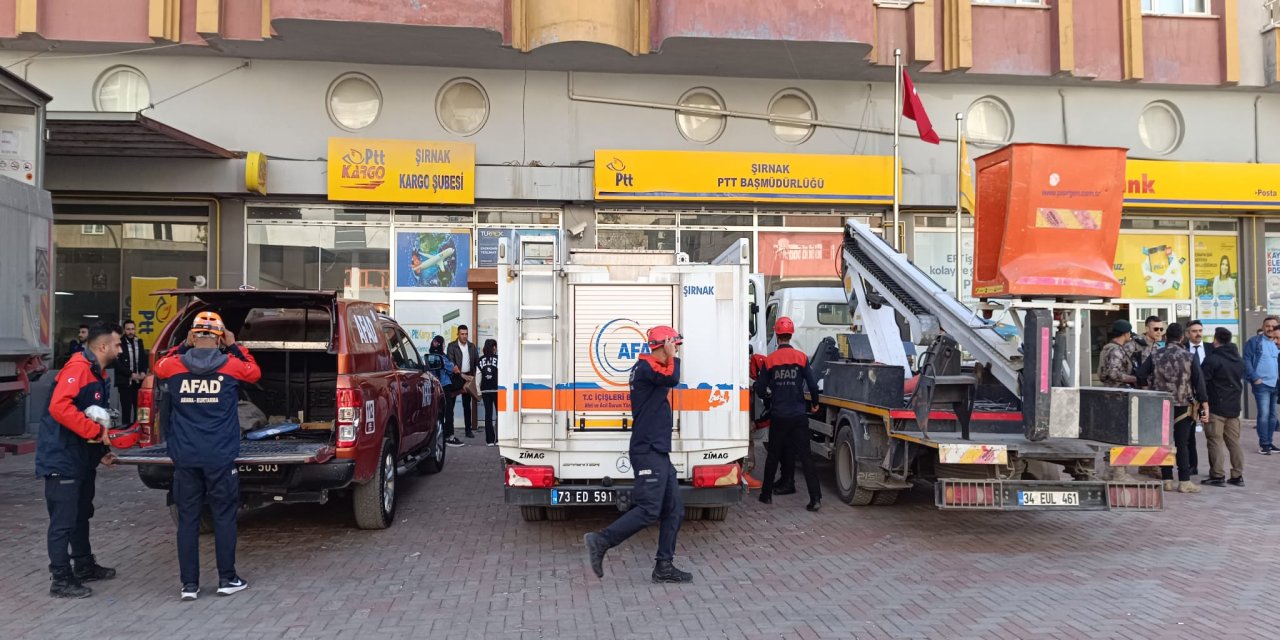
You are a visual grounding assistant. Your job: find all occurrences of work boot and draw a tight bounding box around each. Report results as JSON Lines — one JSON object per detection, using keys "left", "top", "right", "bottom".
{"left": 1201, "top": 476, "right": 1226, "bottom": 487}
{"left": 774, "top": 485, "right": 797, "bottom": 496}
{"left": 583, "top": 532, "right": 609, "bottom": 579}
{"left": 1163, "top": 480, "right": 1176, "bottom": 492}
{"left": 49, "top": 568, "right": 92, "bottom": 599}
{"left": 651, "top": 560, "right": 693, "bottom": 584}
{"left": 806, "top": 499, "right": 822, "bottom": 512}
{"left": 1228, "top": 476, "right": 1245, "bottom": 487}
{"left": 1178, "top": 481, "right": 1201, "bottom": 494}
{"left": 72, "top": 555, "right": 116, "bottom": 582}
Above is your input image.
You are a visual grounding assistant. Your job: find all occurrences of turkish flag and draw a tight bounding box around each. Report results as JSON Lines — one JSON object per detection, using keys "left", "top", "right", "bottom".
{"left": 901, "top": 69, "right": 940, "bottom": 145}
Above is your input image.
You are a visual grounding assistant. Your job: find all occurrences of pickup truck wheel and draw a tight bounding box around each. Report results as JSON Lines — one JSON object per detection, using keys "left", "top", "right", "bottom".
{"left": 835, "top": 424, "right": 876, "bottom": 506}
{"left": 703, "top": 506, "right": 729, "bottom": 521}
{"left": 168, "top": 503, "right": 214, "bottom": 534}
{"left": 520, "top": 506, "right": 546, "bottom": 522}
{"left": 418, "top": 424, "right": 447, "bottom": 475}
{"left": 546, "top": 507, "right": 571, "bottom": 522}
{"left": 353, "top": 438, "right": 396, "bottom": 530}
{"left": 683, "top": 507, "right": 704, "bottom": 521}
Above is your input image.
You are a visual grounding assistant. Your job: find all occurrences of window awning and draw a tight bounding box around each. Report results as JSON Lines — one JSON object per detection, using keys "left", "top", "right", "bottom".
{"left": 46, "top": 111, "right": 235, "bottom": 159}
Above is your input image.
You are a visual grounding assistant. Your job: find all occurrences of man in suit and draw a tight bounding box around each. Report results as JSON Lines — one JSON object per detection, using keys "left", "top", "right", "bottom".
{"left": 1184, "top": 320, "right": 1211, "bottom": 475}
{"left": 447, "top": 325, "right": 480, "bottom": 439}
{"left": 114, "top": 321, "right": 148, "bottom": 425}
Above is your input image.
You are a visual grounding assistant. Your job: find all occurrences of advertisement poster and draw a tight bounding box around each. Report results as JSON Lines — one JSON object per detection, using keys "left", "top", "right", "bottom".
{"left": 130, "top": 277, "right": 178, "bottom": 346}
{"left": 1193, "top": 236, "right": 1238, "bottom": 323}
{"left": 394, "top": 299, "right": 472, "bottom": 359}
{"left": 476, "top": 228, "right": 558, "bottom": 267}
{"left": 757, "top": 232, "right": 843, "bottom": 278}
{"left": 913, "top": 232, "right": 975, "bottom": 302}
{"left": 395, "top": 231, "right": 470, "bottom": 291}
{"left": 1113, "top": 234, "right": 1189, "bottom": 300}
{"left": 1267, "top": 238, "right": 1280, "bottom": 315}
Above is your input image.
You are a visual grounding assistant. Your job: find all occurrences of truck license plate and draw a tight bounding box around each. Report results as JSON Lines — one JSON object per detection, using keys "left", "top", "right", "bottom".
{"left": 550, "top": 489, "right": 615, "bottom": 505}
{"left": 1018, "top": 491, "right": 1078, "bottom": 507}
{"left": 237, "top": 464, "right": 281, "bottom": 475}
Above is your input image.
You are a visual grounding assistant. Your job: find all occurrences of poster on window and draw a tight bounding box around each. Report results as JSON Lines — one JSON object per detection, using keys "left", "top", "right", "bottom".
{"left": 757, "top": 232, "right": 842, "bottom": 278}
{"left": 1193, "top": 236, "right": 1238, "bottom": 323}
{"left": 476, "top": 228, "right": 558, "bottom": 267}
{"left": 1112, "top": 234, "right": 1189, "bottom": 300}
{"left": 912, "top": 232, "right": 975, "bottom": 302}
{"left": 1267, "top": 238, "right": 1280, "bottom": 315}
{"left": 395, "top": 231, "right": 470, "bottom": 291}
{"left": 393, "top": 299, "right": 472, "bottom": 359}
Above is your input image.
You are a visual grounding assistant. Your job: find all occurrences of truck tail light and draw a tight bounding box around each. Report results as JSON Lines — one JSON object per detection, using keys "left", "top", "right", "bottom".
{"left": 940, "top": 481, "right": 998, "bottom": 508}
{"left": 505, "top": 465, "right": 555, "bottom": 489}
{"left": 336, "top": 388, "right": 362, "bottom": 448}
{"left": 692, "top": 463, "right": 740, "bottom": 488}
{"left": 136, "top": 386, "right": 154, "bottom": 447}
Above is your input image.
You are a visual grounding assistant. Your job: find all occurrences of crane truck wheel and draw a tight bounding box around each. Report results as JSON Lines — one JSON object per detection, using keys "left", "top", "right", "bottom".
{"left": 835, "top": 424, "right": 876, "bottom": 506}
{"left": 872, "top": 489, "right": 900, "bottom": 505}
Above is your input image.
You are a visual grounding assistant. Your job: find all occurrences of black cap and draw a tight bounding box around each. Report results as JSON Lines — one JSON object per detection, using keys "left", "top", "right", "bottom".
{"left": 1111, "top": 319, "right": 1133, "bottom": 335}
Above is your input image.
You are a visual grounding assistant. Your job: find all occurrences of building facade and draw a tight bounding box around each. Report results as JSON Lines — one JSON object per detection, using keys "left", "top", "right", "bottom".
{"left": 1, "top": 0, "right": 1278, "bottom": 370}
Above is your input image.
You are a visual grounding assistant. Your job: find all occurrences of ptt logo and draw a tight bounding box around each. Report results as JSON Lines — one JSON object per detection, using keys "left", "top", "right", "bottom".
{"left": 340, "top": 147, "right": 387, "bottom": 190}
{"left": 136, "top": 295, "right": 173, "bottom": 336}
{"left": 590, "top": 318, "right": 651, "bottom": 387}
{"left": 606, "top": 157, "right": 633, "bottom": 187}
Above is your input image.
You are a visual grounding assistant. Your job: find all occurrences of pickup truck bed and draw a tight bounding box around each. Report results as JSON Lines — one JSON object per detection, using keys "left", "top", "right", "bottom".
{"left": 116, "top": 441, "right": 335, "bottom": 465}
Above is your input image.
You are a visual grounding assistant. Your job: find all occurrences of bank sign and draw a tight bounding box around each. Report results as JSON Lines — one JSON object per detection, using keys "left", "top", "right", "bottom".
{"left": 327, "top": 138, "right": 475, "bottom": 204}
{"left": 594, "top": 149, "right": 894, "bottom": 204}
{"left": 1124, "top": 159, "right": 1280, "bottom": 210}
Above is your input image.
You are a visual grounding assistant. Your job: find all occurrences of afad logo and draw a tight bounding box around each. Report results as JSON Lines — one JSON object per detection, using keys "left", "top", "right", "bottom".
{"left": 136, "top": 295, "right": 174, "bottom": 336}
{"left": 589, "top": 318, "right": 650, "bottom": 387}
{"left": 340, "top": 147, "right": 387, "bottom": 190}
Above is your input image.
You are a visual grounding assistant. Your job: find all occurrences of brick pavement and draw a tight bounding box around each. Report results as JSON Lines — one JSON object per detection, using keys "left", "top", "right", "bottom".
{"left": 0, "top": 431, "right": 1277, "bottom": 640}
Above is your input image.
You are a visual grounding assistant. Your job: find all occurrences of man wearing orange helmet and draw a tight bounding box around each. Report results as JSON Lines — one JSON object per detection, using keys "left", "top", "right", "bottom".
{"left": 584, "top": 325, "right": 693, "bottom": 584}
{"left": 153, "top": 311, "right": 261, "bottom": 601}
{"left": 755, "top": 316, "right": 822, "bottom": 511}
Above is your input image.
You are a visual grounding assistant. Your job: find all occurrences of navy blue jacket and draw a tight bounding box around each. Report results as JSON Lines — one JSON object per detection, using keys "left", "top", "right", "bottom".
{"left": 35, "top": 351, "right": 111, "bottom": 477}
{"left": 628, "top": 355, "right": 681, "bottom": 456}
{"left": 754, "top": 344, "right": 820, "bottom": 419}
{"left": 154, "top": 343, "right": 261, "bottom": 468}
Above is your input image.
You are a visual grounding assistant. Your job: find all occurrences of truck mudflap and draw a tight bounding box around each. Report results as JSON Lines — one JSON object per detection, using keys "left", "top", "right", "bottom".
{"left": 504, "top": 483, "right": 743, "bottom": 510}
{"left": 935, "top": 479, "right": 1163, "bottom": 511}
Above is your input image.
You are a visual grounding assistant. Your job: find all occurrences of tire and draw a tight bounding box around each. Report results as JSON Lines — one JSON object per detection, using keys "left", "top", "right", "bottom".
{"left": 418, "top": 423, "right": 447, "bottom": 475}
{"left": 546, "top": 507, "right": 571, "bottom": 522}
{"left": 872, "top": 489, "right": 901, "bottom": 506}
{"left": 168, "top": 502, "right": 214, "bottom": 534}
{"left": 703, "top": 506, "right": 729, "bottom": 521}
{"left": 520, "top": 506, "right": 546, "bottom": 522}
{"left": 834, "top": 424, "right": 876, "bottom": 506}
{"left": 353, "top": 438, "right": 397, "bottom": 530}
{"left": 683, "top": 506, "right": 704, "bottom": 521}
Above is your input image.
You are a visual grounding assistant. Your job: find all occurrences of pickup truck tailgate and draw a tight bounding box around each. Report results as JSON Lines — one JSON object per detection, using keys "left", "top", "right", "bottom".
{"left": 115, "top": 441, "right": 336, "bottom": 465}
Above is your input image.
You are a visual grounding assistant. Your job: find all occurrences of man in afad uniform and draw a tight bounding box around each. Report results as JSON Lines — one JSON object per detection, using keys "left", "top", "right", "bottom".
{"left": 755, "top": 317, "right": 822, "bottom": 511}
{"left": 36, "top": 321, "right": 122, "bottom": 598}
{"left": 154, "top": 311, "right": 261, "bottom": 601}
{"left": 583, "top": 325, "right": 692, "bottom": 584}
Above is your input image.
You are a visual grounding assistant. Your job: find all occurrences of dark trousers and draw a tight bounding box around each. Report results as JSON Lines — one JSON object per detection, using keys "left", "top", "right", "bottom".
{"left": 1188, "top": 427, "right": 1198, "bottom": 471}
{"left": 601, "top": 452, "right": 683, "bottom": 563}
{"left": 173, "top": 465, "right": 239, "bottom": 585}
{"left": 483, "top": 393, "right": 497, "bottom": 444}
{"left": 44, "top": 471, "right": 96, "bottom": 572}
{"left": 117, "top": 384, "right": 138, "bottom": 425}
{"left": 1162, "top": 408, "right": 1196, "bottom": 483}
{"left": 762, "top": 414, "right": 820, "bottom": 502}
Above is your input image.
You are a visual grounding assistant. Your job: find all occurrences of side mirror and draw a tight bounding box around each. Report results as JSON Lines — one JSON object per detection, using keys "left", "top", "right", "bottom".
{"left": 425, "top": 353, "right": 445, "bottom": 372}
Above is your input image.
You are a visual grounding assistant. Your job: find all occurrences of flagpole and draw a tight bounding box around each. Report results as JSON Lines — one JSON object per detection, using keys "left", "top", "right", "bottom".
{"left": 893, "top": 48, "right": 902, "bottom": 252}
{"left": 955, "top": 112, "right": 964, "bottom": 298}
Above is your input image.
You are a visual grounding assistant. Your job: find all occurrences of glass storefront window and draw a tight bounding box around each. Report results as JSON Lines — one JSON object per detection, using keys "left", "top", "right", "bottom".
{"left": 247, "top": 224, "right": 391, "bottom": 303}
{"left": 680, "top": 229, "right": 752, "bottom": 265}
{"left": 679, "top": 213, "right": 754, "bottom": 227}
{"left": 597, "top": 212, "right": 677, "bottom": 226}
{"left": 478, "top": 209, "right": 560, "bottom": 225}
{"left": 597, "top": 228, "right": 675, "bottom": 251}
{"left": 250, "top": 206, "right": 390, "bottom": 222}
{"left": 1121, "top": 218, "right": 1189, "bottom": 230}
{"left": 394, "top": 210, "right": 475, "bottom": 225}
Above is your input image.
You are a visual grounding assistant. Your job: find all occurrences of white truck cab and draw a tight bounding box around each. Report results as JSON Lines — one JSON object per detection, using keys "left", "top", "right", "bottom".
{"left": 748, "top": 276, "right": 848, "bottom": 358}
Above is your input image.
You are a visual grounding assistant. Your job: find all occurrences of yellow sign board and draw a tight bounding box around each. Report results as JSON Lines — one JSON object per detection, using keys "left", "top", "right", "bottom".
{"left": 1113, "top": 234, "right": 1189, "bottom": 300}
{"left": 327, "top": 138, "right": 475, "bottom": 204}
{"left": 1124, "top": 160, "right": 1280, "bottom": 210}
{"left": 594, "top": 149, "right": 894, "bottom": 204}
{"left": 130, "top": 277, "right": 178, "bottom": 346}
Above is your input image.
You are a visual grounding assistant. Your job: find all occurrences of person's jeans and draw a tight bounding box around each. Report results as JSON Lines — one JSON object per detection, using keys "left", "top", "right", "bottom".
{"left": 483, "top": 393, "right": 497, "bottom": 444}
{"left": 1252, "top": 383, "right": 1277, "bottom": 448}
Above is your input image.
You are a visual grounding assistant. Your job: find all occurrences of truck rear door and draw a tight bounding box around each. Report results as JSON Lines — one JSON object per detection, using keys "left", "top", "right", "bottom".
{"left": 570, "top": 284, "right": 674, "bottom": 432}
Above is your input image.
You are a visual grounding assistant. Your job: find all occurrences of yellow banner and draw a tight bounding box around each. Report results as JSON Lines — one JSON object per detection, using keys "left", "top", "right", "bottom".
{"left": 594, "top": 149, "right": 894, "bottom": 204}
{"left": 1124, "top": 160, "right": 1280, "bottom": 210}
{"left": 327, "top": 138, "right": 475, "bottom": 204}
{"left": 1113, "top": 234, "right": 1189, "bottom": 300}
{"left": 130, "top": 277, "right": 178, "bottom": 346}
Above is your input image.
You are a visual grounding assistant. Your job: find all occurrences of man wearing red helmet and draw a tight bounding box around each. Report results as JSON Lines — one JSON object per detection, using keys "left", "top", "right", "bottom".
{"left": 755, "top": 317, "right": 822, "bottom": 511}
{"left": 584, "top": 325, "right": 693, "bottom": 584}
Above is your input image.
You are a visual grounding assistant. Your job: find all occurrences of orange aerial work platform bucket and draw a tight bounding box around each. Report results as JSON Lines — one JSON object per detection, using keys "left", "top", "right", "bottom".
{"left": 971, "top": 144, "right": 1128, "bottom": 300}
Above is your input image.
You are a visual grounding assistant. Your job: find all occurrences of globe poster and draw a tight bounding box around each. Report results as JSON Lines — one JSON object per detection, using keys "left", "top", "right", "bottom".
{"left": 395, "top": 231, "right": 471, "bottom": 291}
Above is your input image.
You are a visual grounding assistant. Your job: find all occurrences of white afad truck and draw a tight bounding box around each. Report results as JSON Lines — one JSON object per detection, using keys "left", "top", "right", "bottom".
{"left": 498, "top": 235, "right": 749, "bottom": 522}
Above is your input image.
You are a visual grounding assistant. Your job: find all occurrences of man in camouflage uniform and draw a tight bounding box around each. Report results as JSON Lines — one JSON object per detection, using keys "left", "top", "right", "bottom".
{"left": 1131, "top": 315, "right": 1166, "bottom": 375}
{"left": 1137, "top": 323, "right": 1208, "bottom": 494}
{"left": 1098, "top": 319, "right": 1137, "bottom": 388}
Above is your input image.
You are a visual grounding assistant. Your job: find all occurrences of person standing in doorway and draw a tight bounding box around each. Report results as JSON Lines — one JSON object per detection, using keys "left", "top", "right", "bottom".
{"left": 153, "top": 312, "right": 261, "bottom": 601}
{"left": 1137, "top": 323, "right": 1209, "bottom": 494}
{"left": 1242, "top": 316, "right": 1279, "bottom": 455}
{"left": 478, "top": 339, "right": 498, "bottom": 446}
{"left": 755, "top": 317, "right": 822, "bottom": 511}
{"left": 36, "top": 321, "right": 122, "bottom": 598}
{"left": 114, "top": 320, "right": 148, "bottom": 425}
{"left": 68, "top": 325, "right": 88, "bottom": 358}
{"left": 584, "top": 326, "right": 692, "bottom": 584}
{"left": 1200, "top": 327, "right": 1245, "bottom": 487}
{"left": 430, "top": 336, "right": 464, "bottom": 447}
{"left": 448, "top": 325, "right": 480, "bottom": 440}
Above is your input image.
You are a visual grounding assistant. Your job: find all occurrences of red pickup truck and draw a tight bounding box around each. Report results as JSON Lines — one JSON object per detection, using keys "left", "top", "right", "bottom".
{"left": 116, "top": 289, "right": 447, "bottom": 530}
